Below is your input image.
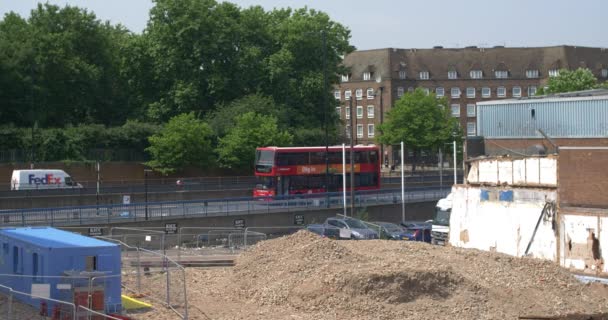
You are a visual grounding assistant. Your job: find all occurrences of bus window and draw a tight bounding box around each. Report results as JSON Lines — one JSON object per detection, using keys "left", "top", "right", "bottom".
{"left": 255, "top": 150, "right": 275, "bottom": 173}
{"left": 310, "top": 152, "right": 325, "bottom": 165}
{"left": 277, "top": 153, "right": 309, "bottom": 166}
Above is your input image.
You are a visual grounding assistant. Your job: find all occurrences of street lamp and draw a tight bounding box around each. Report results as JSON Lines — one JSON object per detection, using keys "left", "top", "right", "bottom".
{"left": 144, "top": 169, "right": 152, "bottom": 220}
{"left": 375, "top": 77, "right": 386, "bottom": 168}
{"left": 349, "top": 97, "right": 355, "bottom": 216}
{"left": 452, "top": 130, "right": 458, "bottom": 185}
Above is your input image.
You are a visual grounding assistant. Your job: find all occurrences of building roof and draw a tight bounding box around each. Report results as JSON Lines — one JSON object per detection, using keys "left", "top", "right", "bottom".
{"left": 342, "top": 46, "right": 608, "bottom": 81}
{"left": 0, "top": 227, "right": 117, "bottom": 249}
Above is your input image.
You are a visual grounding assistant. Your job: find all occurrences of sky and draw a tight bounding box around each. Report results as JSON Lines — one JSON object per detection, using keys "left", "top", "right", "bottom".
{"left": 1, "top": 0, "right": 607, "bottom": 50}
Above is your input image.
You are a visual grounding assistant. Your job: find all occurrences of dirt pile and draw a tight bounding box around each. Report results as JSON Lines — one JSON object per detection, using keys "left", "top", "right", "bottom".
{"left": 138, "top": 230, "right": 608, "bottom": 319}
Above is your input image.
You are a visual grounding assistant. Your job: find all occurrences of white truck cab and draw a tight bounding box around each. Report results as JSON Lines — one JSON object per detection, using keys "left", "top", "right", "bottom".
{"left": 431, "top": 192, "right": 452, "bottom": 245}
{"left": 11, "top": 169, "right": 82, "bottom": 190}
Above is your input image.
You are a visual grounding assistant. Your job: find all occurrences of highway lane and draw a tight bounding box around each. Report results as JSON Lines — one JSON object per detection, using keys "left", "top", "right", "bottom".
{"left": 0, "top": 174, "right": 461, "bottom": 198}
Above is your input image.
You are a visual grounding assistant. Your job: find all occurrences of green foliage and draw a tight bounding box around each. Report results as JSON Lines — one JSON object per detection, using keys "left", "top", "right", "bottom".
{"left": 0, "top": 4, "right": 131, "bottom": 127}
{"left": 217, "top": 112, "right": 293, "bottom": 170}
{"left": 206, "top": 94, "right": 287, "bottom": 137}
{"left": 377, "top": 89, "right": 458, "bottom": 152}
{"left": 146, "top": 113, "right": 214, "bottom": 174}
{"left": 536, "top": 68, "right": 598, "bottom": 95}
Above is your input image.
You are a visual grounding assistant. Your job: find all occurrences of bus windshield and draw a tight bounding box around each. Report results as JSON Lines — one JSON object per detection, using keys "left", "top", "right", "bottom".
{"left": 433, "top": 208, "right": 451, "bottom": 226}
{"left": 255, "top": 176, "right": 274, "bottom": 190}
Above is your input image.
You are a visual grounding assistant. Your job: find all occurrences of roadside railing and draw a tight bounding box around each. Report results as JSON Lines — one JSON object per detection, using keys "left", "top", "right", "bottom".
{"left": 0, "top": 188, "right": 449, "bottom": 228}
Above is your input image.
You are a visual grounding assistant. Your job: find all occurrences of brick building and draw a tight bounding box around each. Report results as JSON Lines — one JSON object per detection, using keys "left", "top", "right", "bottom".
{"left": 337, "top": 45, "right": 608, "bottom": 165}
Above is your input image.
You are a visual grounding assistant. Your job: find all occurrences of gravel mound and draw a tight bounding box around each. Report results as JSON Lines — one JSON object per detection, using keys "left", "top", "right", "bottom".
{"left": 174, "top": 230, "right": 608, "bottom": 320}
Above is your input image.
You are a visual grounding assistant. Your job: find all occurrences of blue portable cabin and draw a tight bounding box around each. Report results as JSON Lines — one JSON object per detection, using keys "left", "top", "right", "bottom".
{"left": 0, "top": 227, "right": 122, "bottom": 315}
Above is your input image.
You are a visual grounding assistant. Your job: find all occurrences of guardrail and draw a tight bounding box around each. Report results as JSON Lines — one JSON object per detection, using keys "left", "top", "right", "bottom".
{"left": 0, "top": 188, "right": 449, "bottom": 227}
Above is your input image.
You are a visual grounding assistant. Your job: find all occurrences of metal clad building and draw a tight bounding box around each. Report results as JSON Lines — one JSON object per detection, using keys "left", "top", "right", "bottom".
{"left": 477, "top": 91, "right": 608, "bottom": 138}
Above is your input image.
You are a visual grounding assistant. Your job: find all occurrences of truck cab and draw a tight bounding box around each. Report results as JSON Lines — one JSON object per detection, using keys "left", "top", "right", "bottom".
{"left": 431, "top": 193, "right": 452, "bottom": 245}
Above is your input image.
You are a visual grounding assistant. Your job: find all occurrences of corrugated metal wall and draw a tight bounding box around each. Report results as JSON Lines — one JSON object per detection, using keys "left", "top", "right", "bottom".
{"left": 477, "top": 97, "right": 608, "bottom": 138}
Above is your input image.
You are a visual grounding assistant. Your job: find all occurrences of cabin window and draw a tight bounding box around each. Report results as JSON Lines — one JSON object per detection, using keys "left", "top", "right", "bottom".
{"left": 85, "top": 256, "right": 97, "bottom": 271}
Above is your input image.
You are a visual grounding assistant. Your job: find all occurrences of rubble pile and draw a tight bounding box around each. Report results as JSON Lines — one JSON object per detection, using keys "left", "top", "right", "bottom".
{"left": 137, "top": 230, "right": 608, "bottom": 319}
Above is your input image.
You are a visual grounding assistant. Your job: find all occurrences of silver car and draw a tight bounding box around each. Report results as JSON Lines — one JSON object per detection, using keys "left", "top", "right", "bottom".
{"left": 325, "top": 217, "right": 379, "bottom": 240}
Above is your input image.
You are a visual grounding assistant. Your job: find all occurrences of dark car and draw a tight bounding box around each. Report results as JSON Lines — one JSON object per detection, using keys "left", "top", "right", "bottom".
{"left": 368, "top": 221, "right": 410, "bottom": 240}
{"left": 306, "top": 224, "right": 341, "bottom": 239}
{"left": 400, "top": 221, "right": 432, "bottom": 242}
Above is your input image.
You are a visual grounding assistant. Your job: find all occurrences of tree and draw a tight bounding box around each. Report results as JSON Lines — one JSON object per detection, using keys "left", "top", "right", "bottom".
{"left": 377, "top": 89, "right": 458, "bottom": 169}
{"left": 206, "top": 94, "right": 287, "bottom": 138}
{"left": 146, "top": 113, "right": 214, "bottom": 174}
{"left": 217, "top": 112, "right": 292, "bottom": 170}
{"left": 536, "top": 68, "right": 598, "bottom": 95}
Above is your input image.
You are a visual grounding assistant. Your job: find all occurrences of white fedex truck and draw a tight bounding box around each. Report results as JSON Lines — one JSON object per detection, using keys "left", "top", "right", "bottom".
{"left": 11, "top": 169, "right": 82, "bottom": 190}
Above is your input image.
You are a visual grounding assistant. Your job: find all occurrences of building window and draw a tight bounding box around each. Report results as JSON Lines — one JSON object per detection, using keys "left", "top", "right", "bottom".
{"left": 526, "top": 70, "right": 539, "bottom": 78}
{"left": 367, "top": 124, "right": 375, "bottom": 137}
{"left": 367, "top": 106, "right": 374, "bottom": 118}
{"left": 602, "top": 69, "right": 608, "bottom": 78}
{"left": 419, "top": 71, "right": 429, "bottom": 80}
{"left": 335, "top": 107, "right": 341, "bottom": 118}
{"left": 356, "top": 106, "right": 363, "bottom": 119}
{"left": 467, "top": 104, "right": 476, "bottom": 117}
{"left": 397, "top": 87, "right": 404, "bottom": 97}
{"left": 451, "top": 87, "right": 461, "bottom": 98}
{"left": 355, "top": 89, "right": 363, "bottom": 100}
{"left": 495, "top": 70, "right": 509, "bottom": 79}
{"left": 363, "top": 72, "right": 371, "bottom": 81}
{"left": 512, "top": 86, "right": 522, "bottom": 97}
{"left": 345, "top": 125, "right": 351, "bottom": 138}
{"left": 408, "top": 87, "right": 414, "bottom": 93}
{"left": 366, "top": 88, "right": 374, "bottom": 99}
{"left": 357, "top": 124, "right": 363, "bottom": 138}
{"left": 470, "top": 70, "right": 482, "bottom": 79}
{"left": 548, "top": 69, "right": 560, "bottom": 77}
{"left": 334, "top": 90, "right": 341, "bottom": 100}
{"left": 451, "top": 104, "right": 460, "bottom": 117}
{"left": 435, "top": 87, "right": 444, "bottom": 97}
{"left": 497, "top": 86, "right": 506, "bottom": 97}
{"left": 448, "top": 71, "right": 458, "bottom": 79}
{"left": 482, "top": 87, "right": 491, "bottom": 98}
{"left": 467, "top": 122, "right": 476, "bottom": 136}
{"left": 345, "top": 107, "right": 350, "bottom": 119}
{"left": 421, "top": 88, "right": 430, "bottom": 95}
{"left": 344, "top": 90, "right": 351, "bottom": 100}
{"left": 528, "top": 86, "right": 537, "bottom": 96}
{"left": 399, "top": 70, "right": 407, "bottom": 79}
{"left": 466, "top": 87, "right": 475, "bottom": 98}
{"left": 341, "top": 74, "right": 349, "bottom": 82}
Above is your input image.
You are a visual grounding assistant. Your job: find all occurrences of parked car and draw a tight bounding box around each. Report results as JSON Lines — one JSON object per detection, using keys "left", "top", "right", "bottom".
{"left": 324, "top": 217, "right": 379, "bottom": 240}
{"left": 306, "top": 224, "right": 341, "bottom": 239}
{"left": 367, "top": 221, "right": 410, "bottom": 240}
{"left": 400, "top": 221, "right": 432, "bottom": 242}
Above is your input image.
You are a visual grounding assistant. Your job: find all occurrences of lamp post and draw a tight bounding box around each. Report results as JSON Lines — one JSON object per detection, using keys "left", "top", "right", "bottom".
{"left": 144, "top": 169, "right": 152, "bottom": 220}
{"left": 321, "top": 30, "right": 330, "bottom": 208}
{"left": 349, "top": 97, "right": 355, "bottom": 216}
{"left": 375, "top": 77, "right": 385, "bottom": 168}
{"left": 452, "top": 130, "right": 458, "bottom": 185}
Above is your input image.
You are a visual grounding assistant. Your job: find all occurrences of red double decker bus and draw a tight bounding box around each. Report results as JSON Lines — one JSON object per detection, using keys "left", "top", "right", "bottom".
{"left": 253, "top": 145, "right": 381, "bottom": 197}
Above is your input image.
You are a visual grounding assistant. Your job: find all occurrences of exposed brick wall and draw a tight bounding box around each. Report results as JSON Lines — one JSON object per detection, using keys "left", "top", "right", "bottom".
{"left": 484, "top": 138, "right": 608, "bottom": 157}
{"left": 558, "top": 148, "right": 608, "bottom": 207}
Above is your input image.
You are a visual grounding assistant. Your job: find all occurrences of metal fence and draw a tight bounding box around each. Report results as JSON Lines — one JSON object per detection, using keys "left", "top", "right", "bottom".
{"left": 0, "top": 188, "right": 449, "bottom": 227}
{"left": 0, "top": 273, "right": 125, "bottom": 320}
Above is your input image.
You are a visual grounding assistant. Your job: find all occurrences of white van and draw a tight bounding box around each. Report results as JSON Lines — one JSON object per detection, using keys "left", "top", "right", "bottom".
{"left": 11, "top": 169, "right": 83, "bottom": 190}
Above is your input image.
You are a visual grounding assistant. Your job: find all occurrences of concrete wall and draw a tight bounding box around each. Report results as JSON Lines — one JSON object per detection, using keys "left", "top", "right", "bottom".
{"left": 64, "top": 201, "right": 437, "bottom": 234}
{"left": 467, "top": 156, "right": 557, "bottom": 187}
{"left": 449, "top": 185, "right": 607, "bottom": 275}
{"left": 560, "top": 208, "right": 607, "bottom": 274}
{"left": 449, "top": 185, "right": 557, "bottom": 261}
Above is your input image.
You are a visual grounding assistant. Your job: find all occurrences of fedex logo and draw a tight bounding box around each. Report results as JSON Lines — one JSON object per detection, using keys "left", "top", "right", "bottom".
{"left": 28, "top": 174, "right": 62, "bottom": 185}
